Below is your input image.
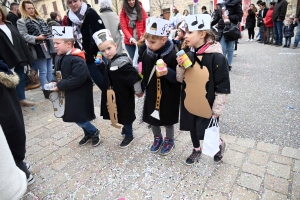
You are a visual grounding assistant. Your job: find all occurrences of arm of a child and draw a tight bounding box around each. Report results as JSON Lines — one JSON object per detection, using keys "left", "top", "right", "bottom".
{"left": 134, "top": 81, "right": 143, "bottom": 97}
{"left": 56, "top": 59, "right": 88, "bottom": 91}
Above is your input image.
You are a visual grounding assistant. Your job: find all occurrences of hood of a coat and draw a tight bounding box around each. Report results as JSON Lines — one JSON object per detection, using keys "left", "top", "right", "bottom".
{"left": 196, "top": 41, "right": 223, "bottom": 55}
{"left": 70, "top": 48, "right": 86, "bottom": 60}
{"left": 0, "top": 72, "right": 19, "bottom": 88}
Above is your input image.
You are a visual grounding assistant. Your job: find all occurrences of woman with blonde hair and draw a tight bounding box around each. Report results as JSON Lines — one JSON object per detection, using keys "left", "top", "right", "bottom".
{"left": 17, "top": 0, "right": 54, "bottom": 99}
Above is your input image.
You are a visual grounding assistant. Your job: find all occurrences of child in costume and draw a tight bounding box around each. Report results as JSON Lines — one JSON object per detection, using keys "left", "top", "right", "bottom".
{"left": 177, "top": 14, "right": 230, "bottom": 165}
{"left": 283, "top": 15, "right": 298, "bottom": 48}
{"left": 51, "top": 26, "right": 100, "bottom": 147}
{"left": 141, "top": 17, "right": 181, "bottom": 155}
{"left": 92, "top": 29, "right": 143, "bottom": 148}
{"left": 173, "top": 20, "right": 189, "bottom": 52}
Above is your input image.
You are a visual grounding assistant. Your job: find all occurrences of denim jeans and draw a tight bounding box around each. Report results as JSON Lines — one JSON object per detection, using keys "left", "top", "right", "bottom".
{"left": 14, "top": 66, "right": 26, "bottom": 100}
{"left": 219, "top": 35, "right": 235, "bottom": 66}
{"left": 76, "top": 121, "right": 98, "bottom": 136}
{"left": 294, "top": 23, "right": 300, "bottom": 46}
{"left": 274, "top": 20, "right": 284, "bottom": 44}
{"left": 32, "top": 58, "right": 53, "bottom": 89}
{"left": 122, "top": 123, "right": 133, "bottom": 137}
{"left": 125, "top": 44, "right": 136, "bottom": 60}
{"left": 87, "top": 62, "right": 104, "bottom": 91}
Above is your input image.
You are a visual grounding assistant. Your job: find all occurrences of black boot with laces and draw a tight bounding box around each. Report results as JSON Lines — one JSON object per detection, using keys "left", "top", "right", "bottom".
{"left": 185, "top": 149, "right": 202, "bottom": 165}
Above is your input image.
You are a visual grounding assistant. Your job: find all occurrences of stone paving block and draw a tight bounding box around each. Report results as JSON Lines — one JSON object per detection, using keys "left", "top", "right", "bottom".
{"left": 72, "top": 186, "right": 94, "bottom": 200}
{"left": 43, "top": 172, "right": 69, "bottom": 191}
{"left": 120, "top": 185, "right": 148, "bottom": 200}
{"left": 26, "top": 137, "right": 43, "bottom": 147}
{"left": 231, "top": 186, "right": 258, "bottom": 200}
{"left": 54, "top": 136, "right": 77, "bottom": 147}
{"left": 38, "top": 138, "right": 56, "bottom": 147}
{"left": 52, "top": 131, "right": 69, "bottom": 140}
{"left": 39, "top": 167, "right": 57, "bottom": 180}
{"left": 28, "top": 152, "right": 61, "bottom": 173}
{"left": 242, "top": 162, "right": 266, "bottom": 177}
{"left": 261, "top": 189, "right": 287, "bottom": 200}
{"left": 270, "top": 155, "right": 293, "bottom": 165}
{"left": 220, "top": 134, "right": 237, "bottom": 144}
{"left": 267, "top": 161, "right": 291, "bottom": 179}
{"left": 228, "top": 144, "right": 248, "bottom": 153}
{"left": 26, "top": 144, "right": 43, "bottom": 156}
{"left": 294, "top": 160, "right": 300, "bottom": 172}
{"left": 50, "top": 157, "right": 77, "bottom": 171}
{"left": 264, "top": 174, "right": 289, "bottom": 195}
{"left": 282, "top": 147, "right": 300, "bottom": 160}
{"left": 29, "top": 145, "right": 58, "bottom": 162}
{"left": 206, "top": 164, "right": 239, "bottom": 193}
{"left": 56, "top": 147, "right": 72, "bottom": 156}
{"left": 237, "top": 172, "right": 263, "bottom": 191}
{"left": 26, "top": 128, "right": 44, "bottom": 140}
{"left": 292, "top": 172, "right": 300, "bottom": 200}
{"left": 236, "top": 138, "right": 256, "bottom": 148}
{"left": 200, "top": 190, "right": 227, "bottom": 200}
{"left": 222, "top": 149, "right": 245, "bottom": 167}
{"left": 256, "top": 142, "right": 280, "bottom": 154}
{"left": 248, "top": 149, "right": 270, "bottom": 166}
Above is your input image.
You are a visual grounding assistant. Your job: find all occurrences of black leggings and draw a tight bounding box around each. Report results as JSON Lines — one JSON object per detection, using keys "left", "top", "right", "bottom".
{"left": 190, "top": 131, "right": 200, "bottom": 148}
{"left": 248, "top": 28, "right": 255, "bottom": 39}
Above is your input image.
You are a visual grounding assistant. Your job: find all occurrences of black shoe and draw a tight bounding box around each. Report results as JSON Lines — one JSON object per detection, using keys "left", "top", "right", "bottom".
{"left": 185, "top": 149, "right": 202, "bottom": 165}
{"left": 79, "top": 135, "right": 92, "bottom": 146}
{"left": 276, "top": 43, "right": 282, "bottom": 47}
{"left": 214, "top": 139, "right": 226, "bottom": 163}
{"left": 283, "top": 45, "right": 287, "bottom": 48}
{"left": 264, "top": 41, "right": 269, "bottom": 44}
{"left": 42, "top": 90, "right": 51, "bottom": 99}
{"left": 120, "top": 136, "right": 134, "bottom": 148}
{"left": 91, "top": 130, "right": 100, "bottom": 147}
{"left": 257, "top": 39, "right": 262, "bottom": 42}
{"left": 292, "top": 45, "right": 297, "bottom": 49}
{"left": 287, "top": 45, "right": 290, "bottom": 48}
{"left": 228, "top": 66, "right": 232, "bottom": 71}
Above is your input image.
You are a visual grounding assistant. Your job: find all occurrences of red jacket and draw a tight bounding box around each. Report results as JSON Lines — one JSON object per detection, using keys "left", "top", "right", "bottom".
{"left": 264, "top": 8, "right": 274, "bottom": 28}
{"left": 120, "top": 3, "right": 148, "bottom": 45}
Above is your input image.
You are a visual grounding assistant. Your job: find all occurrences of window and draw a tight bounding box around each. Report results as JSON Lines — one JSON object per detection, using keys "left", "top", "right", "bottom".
{"left": 188, "top": 4, "right": 198, "bottom": 15}
{"left": 42, "top": 4, "right": 47, "bottom": 15}
{"left": 94, "top": 0, "right": 99, "bottom": 4}
{"left": 52, "top": 1, "right": 58, "bottom": 12}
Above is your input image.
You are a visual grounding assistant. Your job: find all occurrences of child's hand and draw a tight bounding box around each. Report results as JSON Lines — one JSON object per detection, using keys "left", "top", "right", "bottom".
{"left": 157, "top": 67, "right": 168, "bottom": 77}
{"left": 53, "top": 87, "right": 59, "bottom": 92}
{"left": 95, "top": 58, "right": 102, "bottom": 64}
{"left": 135, "top": 92, "right": 144, "bottom": 98}
{"left": 176, "top": 55, "right": 184, "bottom": 67}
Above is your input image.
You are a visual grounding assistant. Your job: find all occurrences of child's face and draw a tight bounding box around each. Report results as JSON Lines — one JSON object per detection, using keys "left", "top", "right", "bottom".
{"left": 98, "top": 41, "right": 117, "bottom": 60}
{"left": 53, "top": 39, "right": 73, "bottom": 55}
{"left": 146, "top": 37, "right": 167, "bottom": 52}
{"left": 185, "top": 30, "right": 205, "bottom": 48}
{"left": 177, "top": 29, "right": 185, "bottom": 39}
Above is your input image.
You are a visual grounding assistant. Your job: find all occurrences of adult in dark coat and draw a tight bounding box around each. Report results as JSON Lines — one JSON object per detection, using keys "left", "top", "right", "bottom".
{"left": 0, "top": 60, "right": 33, "bottom": 184}
{"left": 257, "top": 2, "right": 269, "bottom": 43}
{"left": 141, "top": 40, "right": 181, "bottom": 126}
{"left": 0, "top": 8, "right": 35, "bottom": 107}
{"left": 245, "top": 4, "right": 257, "bottom": 40}
{"left": 54, "top": 52, "right": 95, "bottom": 123}
{"left": 6, "top": 2, "right": 21, "bottom": 27}
{"left": 272, "top": 0, "right": 288, "bottom": 45}
{"left": 98, "top": 54, "right": 141, "bottom": 125}
{"left": 67, "top": 0, "right": 106, "bottom": 91}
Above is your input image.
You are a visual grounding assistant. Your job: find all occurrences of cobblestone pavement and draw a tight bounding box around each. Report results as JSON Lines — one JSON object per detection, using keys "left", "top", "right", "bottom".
{"left": 21, "top": 39, "right": 300, "bottom": 200}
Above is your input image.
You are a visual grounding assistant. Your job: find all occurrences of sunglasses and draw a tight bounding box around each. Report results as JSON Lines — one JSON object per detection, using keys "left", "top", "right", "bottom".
{"left": 68, "top": 0, "right": 78, "bottom": 5}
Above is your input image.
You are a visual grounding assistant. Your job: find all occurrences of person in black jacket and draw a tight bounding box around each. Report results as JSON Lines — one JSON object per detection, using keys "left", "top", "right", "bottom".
{"left": 272, "top": 0, "right": 288, "bottom": 46}
{"left": 67, "top": 0, "right": 106, "bottom": 91}
{"left": 257, "top": 2, "right": 269, "bottom": 43}
{"left": 245, "top": 4, "right": 257, "bottom": 41}
{"left": 6, "top": 3, "right": 20, "bottom": 27}
{"left": 283, "top": 16, "right": 298, "bottom": 48}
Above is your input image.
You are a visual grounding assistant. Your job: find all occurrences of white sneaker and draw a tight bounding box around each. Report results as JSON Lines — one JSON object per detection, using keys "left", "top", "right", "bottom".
{"left": 27, "top": 174, "right": 35, "bottom": 186}
{"left": 250, "top": 39, "right": 254, "bottom": 42}
{"left": 245, "top": 39, "right": 250, "bottom": 42}
{"left": 25, "top": 162, "right": 33, "bottom": 173}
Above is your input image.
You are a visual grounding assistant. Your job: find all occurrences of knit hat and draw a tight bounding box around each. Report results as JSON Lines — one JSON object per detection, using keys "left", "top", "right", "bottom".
{"left": 99, "top": 0, "right": 112, "bottom": 8}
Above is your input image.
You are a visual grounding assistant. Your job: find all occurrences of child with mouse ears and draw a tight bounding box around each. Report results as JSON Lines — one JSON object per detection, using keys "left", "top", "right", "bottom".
{"left": 176, "top": 14, "right": 231, "bottom": 165}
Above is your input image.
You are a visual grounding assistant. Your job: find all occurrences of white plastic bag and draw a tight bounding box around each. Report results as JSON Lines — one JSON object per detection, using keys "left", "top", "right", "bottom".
{"left": 132, "top": 44, "right": 139, "bottom": 70}
{"left": 202, "top": 118, "right": 220, "bottom": 157}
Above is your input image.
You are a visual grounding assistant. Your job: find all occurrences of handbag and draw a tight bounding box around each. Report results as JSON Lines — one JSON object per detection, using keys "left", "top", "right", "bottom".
{"left": 223, "top": 23, "right": 241, "bottom": 41}
{"left": 25, "top": 65, "right": 40, "bottom": 86}
{"left": 202, "top": 118, "right": 220, "bottom": 157}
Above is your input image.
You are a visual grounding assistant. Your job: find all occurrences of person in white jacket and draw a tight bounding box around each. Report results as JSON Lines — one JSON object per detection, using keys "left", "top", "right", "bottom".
{"left": 0, "top": 126, "right": 27, "bottom": 200}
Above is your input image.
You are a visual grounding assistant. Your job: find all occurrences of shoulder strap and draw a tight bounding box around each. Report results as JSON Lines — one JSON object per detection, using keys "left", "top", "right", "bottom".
{"left": 147, "top": 65, "right": 156, "bottom": 88}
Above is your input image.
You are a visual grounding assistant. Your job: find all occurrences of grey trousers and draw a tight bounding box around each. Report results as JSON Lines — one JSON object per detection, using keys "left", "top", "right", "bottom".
{"left": 151, "top": 125, "right": 174, "bottom": 140}
{"left": 267, "top": 27, "right": 274, "bottom": 44}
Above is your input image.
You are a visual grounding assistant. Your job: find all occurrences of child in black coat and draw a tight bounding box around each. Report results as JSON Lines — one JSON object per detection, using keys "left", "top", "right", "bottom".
{"left": 93, "top": 29, "right": 142, "bottom": 148}
{"left": 283, "top": 15, "right": 298, "bottom": 48}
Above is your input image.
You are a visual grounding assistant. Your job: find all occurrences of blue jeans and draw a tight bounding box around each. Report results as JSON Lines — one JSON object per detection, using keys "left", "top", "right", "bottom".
{"left": 87, "top": 62, "right": 104, "bottom": 91}
{"left": 220, "top": 35, "right": 235, "bottom": 66}
{"left": 125, "top": 44, "right": 136, "bottom": 60}
{"left": 32, "top": 58, "right": 53, "bottom": 90}
{"left": 122, "top": 123, "right": 133, "bottom": 137}
{"left": 294, "top": 23, "right": 300, "bottom": 46}
{"left": 76, "top": 121, "right": 98, "bottom": 136}
{"left": 14, "top": 66, "right": 26, "bottom": 100}
{"left": 274, "top": 20, "right": 284, "bottom": 44}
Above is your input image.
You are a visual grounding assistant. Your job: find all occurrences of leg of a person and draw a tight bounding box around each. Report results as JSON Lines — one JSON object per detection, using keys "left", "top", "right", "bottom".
{"left": 15, "top": 160, "right": 30, "bottom": 178}
{"left": 34, "top": 58, "right": 47, "bottom": 89}
{"left": 190, "top": 131, "right": 200, "bottom": 148}
{"left": 234, "top": 40, "right": 237, "bottom": 51}
{"left": 14, "top": 66, "right": 26, "bottom": 100}
{"left": 294, "top": 23, "right": 300, "bottom": 46}
{"left": 165, "top": 125, "right": 174, "bottom": 140}
{"left": 151, "top": 125, "right": 163, "bottom": 138}
{"left": 226, "top": 40, "right": 235, "bottom": 66}
{"left": 219, "top": 36, "right": 227, "bottom": 57}
{"left": 86, "top": 62, "right": 104, "bottom": 91}
{"left": 248, "top": 28, "right": 251, "bottom": 39}
{"left": 123, "top": 123, "right": 133, "bottom": 137}
{"left": 277, "top": 21, "right": 284, "bottom": 44}
{"left": 274, "top": 22, "right": 279, "bottom": 44}
{"left": 125, "top": 44, "right": 136, "bottom": 60}
{"left": 253, "top": 28, "right": 255, "bottom": 39}
{"left": 287, "top": 37, "right": 291, "bottom": 46}
{"left": 46, "top": 58, "right": 53, "bottom": 83}
{"left": 75, "top": 121, "right": 98, "bottom": 136}
{"left": 259, "top": 29, "right": 262, "bottom": 40}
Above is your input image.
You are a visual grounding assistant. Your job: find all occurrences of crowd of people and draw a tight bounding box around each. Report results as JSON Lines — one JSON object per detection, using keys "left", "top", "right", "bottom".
{"left": 0, "top": 0, "right": 299, "bottom": 198}
{"left": 245, "top": 0, "right": 300, "bottom": 48}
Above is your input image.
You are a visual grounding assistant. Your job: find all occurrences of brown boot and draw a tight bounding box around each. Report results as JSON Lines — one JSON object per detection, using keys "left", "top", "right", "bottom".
{"left": 20, "top": 99, "right": 35, "bottom": 107}
{"left": 25, "top": 83, "right": 41, "bottom": 91}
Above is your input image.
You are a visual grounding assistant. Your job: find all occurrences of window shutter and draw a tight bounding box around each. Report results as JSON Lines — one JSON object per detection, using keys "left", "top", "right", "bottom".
{"left": 52, "top": 1, "right": 58, "bottom": 12}
{"left": 42, "top": 4, "right": 47, "bottom": 15}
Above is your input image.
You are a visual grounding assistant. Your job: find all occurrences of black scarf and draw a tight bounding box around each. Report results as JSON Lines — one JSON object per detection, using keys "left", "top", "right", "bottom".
{"left": 146, "top": 39, "right": 174, "bottom": 60}
{"left": 0, "top": 60, "right": 13, "bottom": 75}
